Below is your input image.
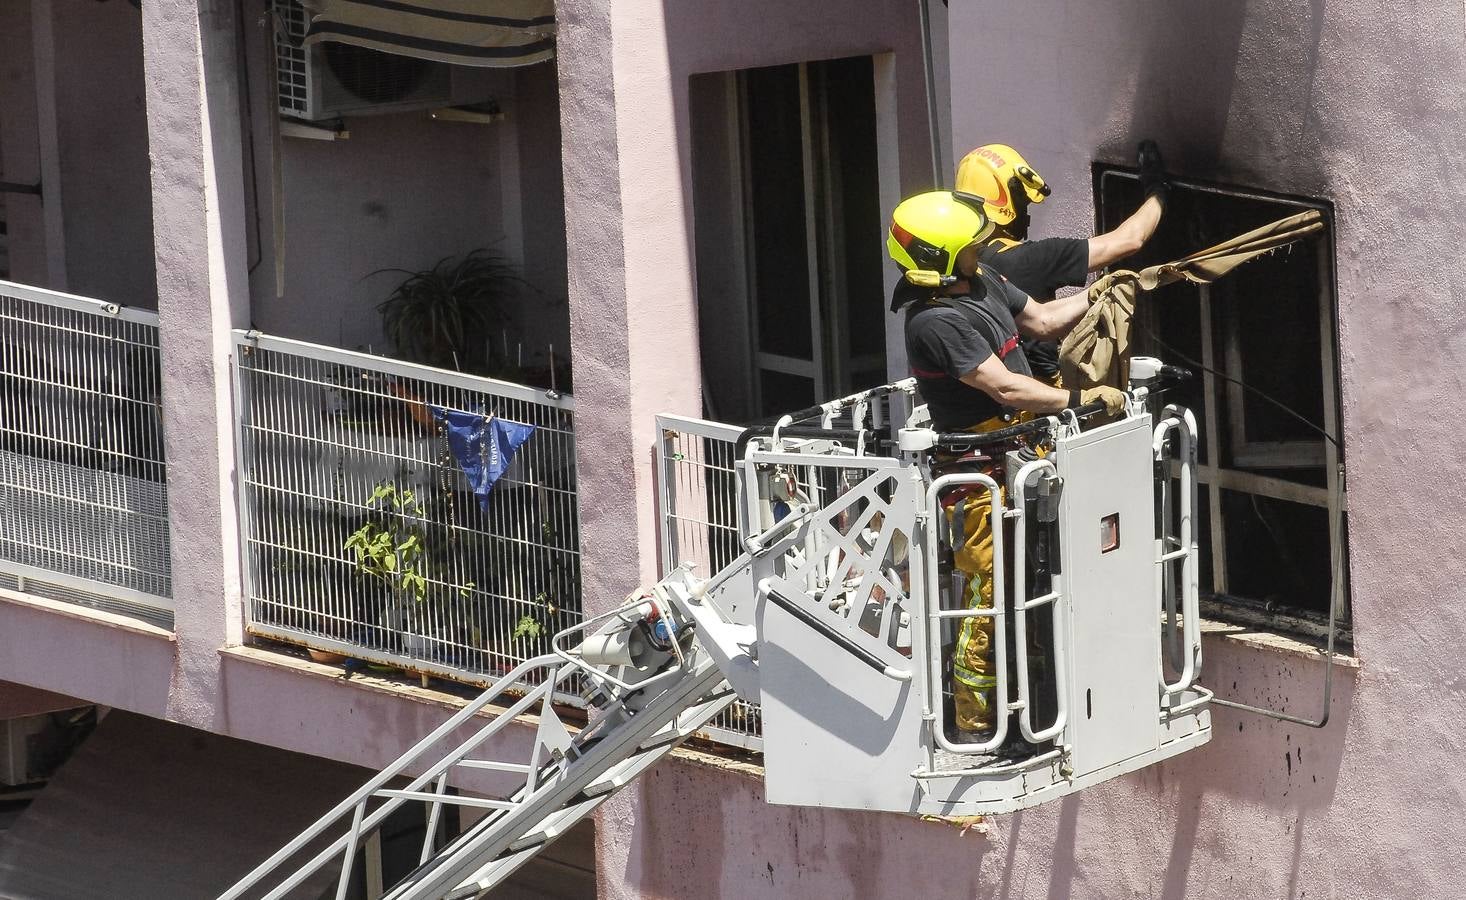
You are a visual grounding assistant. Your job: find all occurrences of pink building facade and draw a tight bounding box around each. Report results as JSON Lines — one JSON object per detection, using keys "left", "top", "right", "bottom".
{"left": 0, "top": 0, "right": 1460, "bottom": 897}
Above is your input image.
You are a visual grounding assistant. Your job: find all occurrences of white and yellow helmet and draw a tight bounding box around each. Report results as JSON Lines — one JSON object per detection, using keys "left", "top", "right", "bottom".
{"left": 955, "top": 143, "right": 1052, "bottom": 237}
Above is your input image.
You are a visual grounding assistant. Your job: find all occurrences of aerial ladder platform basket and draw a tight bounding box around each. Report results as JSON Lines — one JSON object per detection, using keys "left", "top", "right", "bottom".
{"left": 220, "top": 362, "right": 1212, "bottom": 900}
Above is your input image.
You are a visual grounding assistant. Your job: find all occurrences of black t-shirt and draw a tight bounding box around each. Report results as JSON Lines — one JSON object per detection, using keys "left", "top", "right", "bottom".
{"left": 978, "top": 237, "right": 1088, "bottom": 379}
{"left": 900, "top": 264, "right": 1033, "bottom": 431}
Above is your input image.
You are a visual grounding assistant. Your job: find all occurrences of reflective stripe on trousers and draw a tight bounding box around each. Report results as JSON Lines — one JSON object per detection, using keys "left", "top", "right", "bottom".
{"left": 945, "top": 478, "right": 1000, "bottom": 733}
{"left": 939, "top": 410, "right": 1045, "bottom": 735}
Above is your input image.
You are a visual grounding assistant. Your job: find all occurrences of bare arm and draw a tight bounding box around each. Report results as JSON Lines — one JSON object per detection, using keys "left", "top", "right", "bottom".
{"left": 1014, "top": 292, "right": 1089, "bottom": 342}
{"left": 1087, "top": 193, "right": 1163, "bottom": 270}
{"left": 959, "top": 356, "right": 1071, "bottom": 414}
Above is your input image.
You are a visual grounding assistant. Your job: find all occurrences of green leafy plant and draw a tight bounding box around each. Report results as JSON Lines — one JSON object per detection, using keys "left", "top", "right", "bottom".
{"left": 344, "top": 482, "right": 429, "bottom": 604}
{"left": 375, "top": 249, "right": 522, "bottom": 373}
{"left": 344, "top": 482, "right": 474, "bottom": 618}
{"left": 511, "top": 615, "right": 543, "bottom": 643}
{"left": 511, "top": 590, "right": 560, "bottom": 648}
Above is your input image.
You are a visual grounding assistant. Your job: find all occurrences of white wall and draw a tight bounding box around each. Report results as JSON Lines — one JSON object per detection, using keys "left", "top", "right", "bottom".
{"left": 52, "top": 0, "right": 157, "bottom": 308}
{"left": 238, "top": 40, "right": 570, "bottom": 371}
{"left": 256, "top": 108, "right": 511, "bottom": 353}
{"left": 0, "top": 1, "right": 156, "bottom": 304}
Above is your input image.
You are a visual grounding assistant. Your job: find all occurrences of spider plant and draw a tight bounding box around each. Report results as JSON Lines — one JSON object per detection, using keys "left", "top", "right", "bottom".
{"left": 374, "top": 249, "right": 521, "bottom": 373}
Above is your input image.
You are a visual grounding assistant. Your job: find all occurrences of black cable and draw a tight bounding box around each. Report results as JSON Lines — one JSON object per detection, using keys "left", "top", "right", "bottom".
{"left": 1132, "top": 318, "right": 1339, "bottom": 449}
{"left": 238, "top": 0, "right": 265, "bottom": 276}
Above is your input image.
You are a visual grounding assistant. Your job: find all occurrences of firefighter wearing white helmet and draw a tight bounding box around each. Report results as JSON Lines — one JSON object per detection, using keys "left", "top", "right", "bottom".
{"left": 888, "top": 190, "right": 1124, "bottom": 744}
{"left": 955, "top": 141, "right": 1170, "bottom": 385}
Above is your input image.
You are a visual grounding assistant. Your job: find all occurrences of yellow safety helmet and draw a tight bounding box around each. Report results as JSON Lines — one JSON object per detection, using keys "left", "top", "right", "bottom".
{"left": 954, "top": 143, "right": 1052, "bottom": 237}
{"left": 887, "top": 191, "right": 994, "bottom": 288}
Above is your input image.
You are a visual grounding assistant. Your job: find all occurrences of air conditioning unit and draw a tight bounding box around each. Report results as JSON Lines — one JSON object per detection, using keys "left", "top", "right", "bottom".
{"left": 2, "top": 710, "right": 93, "bottom": 786}
{"left": 273, "top": 0, "right": 456, "bottom": 120}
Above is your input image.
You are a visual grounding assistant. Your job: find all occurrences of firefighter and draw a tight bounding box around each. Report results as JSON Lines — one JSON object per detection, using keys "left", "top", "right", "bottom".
{"left": 887, "top": 190, "right": 1124, "bottom": 743}
{"left": 953, "top": 142, "right": 1170, "bottom": 385}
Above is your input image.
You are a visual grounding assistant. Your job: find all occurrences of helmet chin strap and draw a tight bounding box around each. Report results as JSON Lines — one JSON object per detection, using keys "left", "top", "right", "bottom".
{"left": 1007, "top": 175, "right": 1032, "bottom": 240}
{"left": 905, "top": 270, "right": 958, "bottom": 289}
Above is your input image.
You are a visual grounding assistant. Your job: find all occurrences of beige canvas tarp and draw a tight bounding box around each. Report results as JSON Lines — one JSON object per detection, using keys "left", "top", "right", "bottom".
{"left": 1058, "top": 209, "right": 1326, "bottom": 391}
{"left": 298, "top": 0, "right": 556, "bottom": 67}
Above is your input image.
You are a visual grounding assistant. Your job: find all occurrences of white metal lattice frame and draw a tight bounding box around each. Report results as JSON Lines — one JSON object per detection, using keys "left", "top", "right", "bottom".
{"left": 754, "top": 453, "right": 917, "bottom": 666}
{"left": 219, "top": 592, "right": 738, "bottom": 900}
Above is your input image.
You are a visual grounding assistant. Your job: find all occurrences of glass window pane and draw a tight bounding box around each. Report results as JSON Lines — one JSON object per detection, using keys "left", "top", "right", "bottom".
{"left": 1219, "top": 489, "right": 1332, "bottom": 615}
{"left": 744, "top": 65, "right": 813, "bottom": 360}
{"left": 758, "top": 369, "right": 816, "bottom": 419}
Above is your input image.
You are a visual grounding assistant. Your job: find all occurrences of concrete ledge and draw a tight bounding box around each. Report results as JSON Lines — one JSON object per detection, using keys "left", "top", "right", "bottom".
{"left": 0, "top": 586, "right": 175, "bottom": 641}
{"left": 220, "top": 644, "right": 549, "bottom": 720}
{"left": 1200, "top": 618, "right": 1360, "bottom": 668}
{"left": 0, "top": 586, "right": 176, "bottom": 717}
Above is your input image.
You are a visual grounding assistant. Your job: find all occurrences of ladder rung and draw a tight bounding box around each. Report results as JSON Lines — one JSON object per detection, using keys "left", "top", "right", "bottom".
{"left": 583, "top": 770, "right": 631, "bottom": 797}
{"left": 505, "top": 795, "right": 603, "bottom": 853}
{"left": 637, "top": 728, "right": 684, "bottom": 752}
{"left": 455, "top": 759, "right": 533, "bottom": 774}
{"left": 582, "top": 741, "right": 669, "bottom": 797}
{"left": 441, "top": 845, "right": 543, "bottom": 900}
{"left": 375, "top": 789, "right": 517, "bottom": 811}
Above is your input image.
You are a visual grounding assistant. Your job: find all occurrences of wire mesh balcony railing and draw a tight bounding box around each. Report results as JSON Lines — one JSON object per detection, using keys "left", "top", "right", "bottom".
{"left": 655, "top": 414, "right": 763, "bottom": 749}
{"left": 232, "top": 331, "right": 581, "bottom": 694}
{"left": 0, "top": 279, "right": 172, "bottom": 624}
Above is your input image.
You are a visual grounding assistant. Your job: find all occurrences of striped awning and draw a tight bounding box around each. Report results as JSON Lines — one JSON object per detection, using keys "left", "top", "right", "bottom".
{"left": 298, "top": 0, "right": 555, "bottom": 67}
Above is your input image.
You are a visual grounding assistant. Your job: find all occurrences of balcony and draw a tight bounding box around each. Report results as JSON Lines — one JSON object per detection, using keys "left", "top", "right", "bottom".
{"left": 232, "top": 331, "right": 582, "bottom": 693}
{"left": 0, "top": 279, "right": 172, "bottom": 627}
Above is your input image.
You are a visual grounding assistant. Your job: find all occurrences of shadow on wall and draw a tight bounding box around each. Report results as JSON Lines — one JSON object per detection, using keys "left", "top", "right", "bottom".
{"left": 984, "top": 646, "right": 1357, "bottom": 900}
{"left": 623, "top": 763, "right": 997, "bottom": 900}
{"left": 603, "top": 639, "right": 1358, "bottom": 900}
{"left": 1104, "top": 0, "right": 1330, "bottom": 192}
{"left": 1103, "top": 645, "right": 1356, "bottom": 900}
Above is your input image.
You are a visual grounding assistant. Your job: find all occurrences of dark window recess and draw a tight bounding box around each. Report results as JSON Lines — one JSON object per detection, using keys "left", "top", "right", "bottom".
{"left": 818, "top": 56, "right": 887, "bottom": 385}
{"left": 1095, "top": 169, "right": 1348, "bottom": 637}
{"left": 320, "top": 788, "right": 463, "bottom": 900}
{"left": 745, "top": 65, "right": 813, "bottom": 362}
{"left": 690, "top": 55, "right": 886, "bottom": 425}
{"left": 759, "top": 369, "right": 817, "bottom": 415}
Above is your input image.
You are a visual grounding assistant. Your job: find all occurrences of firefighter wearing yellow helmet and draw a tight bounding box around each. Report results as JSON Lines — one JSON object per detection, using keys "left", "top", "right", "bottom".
{"left": 954, "top": 143, "right": 1053, "bottom": 245}
{"left": 954, "top": 141, "right": 1171, "bottom": 386}
{"left": 887, "top": 191, "right": 1125, "bottom": 745}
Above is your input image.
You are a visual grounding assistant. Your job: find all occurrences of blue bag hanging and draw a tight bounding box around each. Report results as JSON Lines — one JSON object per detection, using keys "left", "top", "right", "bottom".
{"left": 431, "top": 407, "right": 536, "bottom": 510}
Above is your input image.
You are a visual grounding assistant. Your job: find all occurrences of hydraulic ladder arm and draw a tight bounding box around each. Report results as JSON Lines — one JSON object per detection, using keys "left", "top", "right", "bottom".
{"left": 222, "top": 375, "right": 1218, "bottom": 899}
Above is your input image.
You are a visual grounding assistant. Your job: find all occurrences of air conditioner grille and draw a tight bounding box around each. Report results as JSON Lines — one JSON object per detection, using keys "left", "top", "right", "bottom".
{"left": 270, "top": 0, "right": 458, "bottom": 120}
{"left": 274, "top": 0, "right": 311, "bottom": 115}
{"left": 323, "top": 43, "right": 433, "bottom": 105}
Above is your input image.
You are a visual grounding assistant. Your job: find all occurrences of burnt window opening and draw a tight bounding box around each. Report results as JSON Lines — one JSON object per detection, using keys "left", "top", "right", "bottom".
{"left": 1094, "top": 168, "right": 1349, "bottom": 644}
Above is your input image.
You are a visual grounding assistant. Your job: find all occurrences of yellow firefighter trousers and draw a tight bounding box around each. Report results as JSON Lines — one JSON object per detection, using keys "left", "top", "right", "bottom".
{"left": 947, "top": 478, "right": 1000, "bottom": 733}
{"left": 940, "top": 409, "right": 1036, "bottom": 735}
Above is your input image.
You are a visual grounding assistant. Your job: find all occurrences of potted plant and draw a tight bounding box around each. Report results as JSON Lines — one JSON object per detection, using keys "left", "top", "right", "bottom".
{"left": 343, "top": 481, "right": 473, "bottom": 658}
{"left": 375, "top": 249, "right": 522, "bottom": 374}
{"left": 510, "top": 590, "right": 562, "bottom": 661}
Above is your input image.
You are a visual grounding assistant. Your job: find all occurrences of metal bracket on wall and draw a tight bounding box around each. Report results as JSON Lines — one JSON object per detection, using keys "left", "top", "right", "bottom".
{"left": 1210, "top": 471, "right": 1347, "bottom": 729}
{"left": 0, "top": 181, "right": 41, "bottom": 196}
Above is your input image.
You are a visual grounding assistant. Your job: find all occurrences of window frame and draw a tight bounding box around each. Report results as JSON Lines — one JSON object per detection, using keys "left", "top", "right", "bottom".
{"left": 1094, "top": 169, "right": 1349, "bottom": 643}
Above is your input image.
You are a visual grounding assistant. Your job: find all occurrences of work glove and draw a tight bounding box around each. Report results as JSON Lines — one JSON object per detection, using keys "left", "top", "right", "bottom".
{"left": 1137, "top": 139, "right": 1169, "bottom": 209}
{"left": 1080, "top": 385, "right": 1128, "bottom": 415}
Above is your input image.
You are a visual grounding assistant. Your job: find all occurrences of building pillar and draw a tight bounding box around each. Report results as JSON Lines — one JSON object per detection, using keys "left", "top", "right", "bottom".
{"left": 555, "top": 0, "right": 705, "bottom": 893}
{"left": 139, "top": 0, "right": 252, "bottom": 727}
{"left": 556, "top": 0, "right": 702, "bottom": 618}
